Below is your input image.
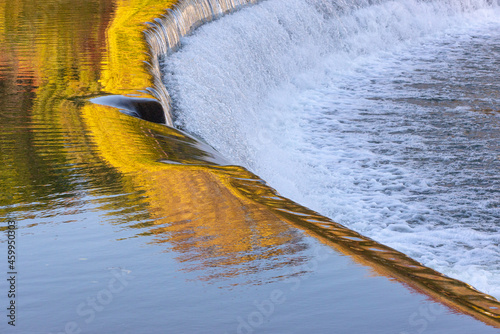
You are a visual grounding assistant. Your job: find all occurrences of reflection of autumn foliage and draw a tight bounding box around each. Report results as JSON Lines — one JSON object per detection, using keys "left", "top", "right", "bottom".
{"left": 81, "top": 99, "right": 500, "bottom": 321}
{"left": 81, "top": 102, "right": 309, "bottom": 282}
{"left": 143, "top": 170, "right": 307, "bottom": 281}
{"left": 100, "top": 0, "right": 176, "bottom": 94}
{"left": 0, "top": 0, "right": 115, "bottom": 96}
{"left": 0, "top": 0, "right": 116, "bottom": 212}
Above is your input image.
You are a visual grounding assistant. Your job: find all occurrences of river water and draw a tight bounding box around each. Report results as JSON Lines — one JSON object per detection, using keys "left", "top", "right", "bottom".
{"left": 1, "top": 0, "right": 500, "bottom": 333}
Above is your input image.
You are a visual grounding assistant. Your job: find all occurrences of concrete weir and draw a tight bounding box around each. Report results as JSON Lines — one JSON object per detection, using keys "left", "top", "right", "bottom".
{"left": 143, "top": 0, "right": 261, "bottom": 126}
{"left": 91, "top": 95, "right": 167, "bottom": 124}
{"left": 139, "top": 0, "right": 500, "bottom": 328}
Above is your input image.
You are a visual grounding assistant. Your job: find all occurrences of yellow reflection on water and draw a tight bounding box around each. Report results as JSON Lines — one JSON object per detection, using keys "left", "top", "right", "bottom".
{"left": 81, "top": 102, "right": 308, "bottom": 281}
{"left": 1, "top": 0, "right": 305, "bottom": 284}
{"left": 0, "top": 0, "right": 116, "bottom": 214}
{"left": 100, "top": 0, "right": 175, "bottom": 95}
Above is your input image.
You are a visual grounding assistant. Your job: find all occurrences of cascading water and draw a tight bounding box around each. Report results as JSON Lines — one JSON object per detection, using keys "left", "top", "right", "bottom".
{"left": 144, "top": 0, "right": 261, "bottom": 125}
{"left": 159, "top": 0, "right": 500, "bottom": 299}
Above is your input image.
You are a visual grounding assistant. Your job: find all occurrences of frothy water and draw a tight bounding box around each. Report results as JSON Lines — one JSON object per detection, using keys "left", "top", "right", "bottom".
{"left": 162, "top": 0, "right": 500, "bottom": 298}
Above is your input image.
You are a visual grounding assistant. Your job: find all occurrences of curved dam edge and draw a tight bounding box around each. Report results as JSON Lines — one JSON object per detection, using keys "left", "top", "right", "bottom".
{"left": 207, "top": 164, "right": 500, "bottom": 327}
{"left": 144, "top": 0, "right": 262, "bottom": 126}
{"left": 139, "top": 0, "right": 500, "bottom": 327}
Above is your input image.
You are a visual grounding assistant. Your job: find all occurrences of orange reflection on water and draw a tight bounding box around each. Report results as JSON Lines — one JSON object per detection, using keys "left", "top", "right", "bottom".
{"left": 81, "top": 101, "right": 310, "bottom": 282}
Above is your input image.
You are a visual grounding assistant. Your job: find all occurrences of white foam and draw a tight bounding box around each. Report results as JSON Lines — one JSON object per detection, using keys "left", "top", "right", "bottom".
{"left": 162, "top": 0, "right": 500, "bottom": 298}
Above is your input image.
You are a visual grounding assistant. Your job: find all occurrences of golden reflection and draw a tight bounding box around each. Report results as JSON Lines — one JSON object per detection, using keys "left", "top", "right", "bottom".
{"left": 100, "top": 0, "right": 175, "bottom": 95}
{"left": 0, "top": 0, "right": 116, "bottom": 215}
{"left": 81, "top": 102, "right": 308, "bottom": 281}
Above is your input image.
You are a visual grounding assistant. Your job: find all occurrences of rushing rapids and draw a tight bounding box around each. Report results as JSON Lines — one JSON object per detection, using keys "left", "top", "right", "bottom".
{"left": 144, "top": 0, "right": 262, "bottom": 126}
{"left": 147, "top": 0, "right": 500, "bottom": 308}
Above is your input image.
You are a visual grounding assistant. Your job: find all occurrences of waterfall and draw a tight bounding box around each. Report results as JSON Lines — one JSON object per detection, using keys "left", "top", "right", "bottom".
{"left": 151, "top": 0, "right": 500, "bottom": 302}
{"left": 144, "top": 0, "right": 263, "bottom": 126}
